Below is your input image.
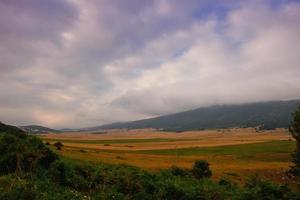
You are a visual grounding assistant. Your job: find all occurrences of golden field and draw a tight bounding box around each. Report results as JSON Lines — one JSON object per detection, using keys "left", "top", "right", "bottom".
{"left": 39, "top": 128, "right": 296, "bottom": 184}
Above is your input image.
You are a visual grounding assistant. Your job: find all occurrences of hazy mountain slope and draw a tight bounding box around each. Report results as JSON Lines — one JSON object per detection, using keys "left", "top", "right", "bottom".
{"left": 92, "top": 99, "right": 300, "bottom": 131}
{"left": 0, "top": 122, "right": 26, "bottom": 138}
{"left": 20, "top": 125, "right": 60, "bottom": 134}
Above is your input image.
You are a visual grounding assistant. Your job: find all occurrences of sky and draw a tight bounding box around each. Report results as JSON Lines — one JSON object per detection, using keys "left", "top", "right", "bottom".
{"left": 0, "top": 0, "right": 300, "bottom": 128}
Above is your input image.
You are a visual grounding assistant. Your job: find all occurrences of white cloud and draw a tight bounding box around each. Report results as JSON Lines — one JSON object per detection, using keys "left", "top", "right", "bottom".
{"left": 0, "top": 0, "right": 299, "bottom": 128}
{"left": 113, "top": 1, "right": 300, "bottom": 116}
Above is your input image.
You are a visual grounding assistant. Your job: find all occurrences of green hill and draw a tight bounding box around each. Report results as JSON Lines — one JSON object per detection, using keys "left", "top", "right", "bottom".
{"left": 94, "top": 99, "right": 300, "bottom": 131}
{"left": 20, "top": 125, "right": 60, "bottom": 134}
{"left": 0, "top": 121, "right": 26, "bottom": 136}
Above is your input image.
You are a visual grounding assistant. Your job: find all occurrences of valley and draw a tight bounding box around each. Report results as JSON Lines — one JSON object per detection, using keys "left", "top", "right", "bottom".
{"left": 40, "top": 128, "right": 295, "bottom": 184}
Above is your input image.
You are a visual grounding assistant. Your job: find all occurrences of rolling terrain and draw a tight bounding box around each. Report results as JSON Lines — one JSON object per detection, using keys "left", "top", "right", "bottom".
{"left": 41, "top": 128, "right": 295, "bottom": 184}
{"left": 19, "top": 125, "right": 60, "bottom": 134}
{"left": 1, "top": 122, "right": 299, "bottom": 199}
{"left": 21, "top": 99, "right": 299, "bottom": 133}
{"left": 86, "top": 99, "right": 300, "bottom": 131}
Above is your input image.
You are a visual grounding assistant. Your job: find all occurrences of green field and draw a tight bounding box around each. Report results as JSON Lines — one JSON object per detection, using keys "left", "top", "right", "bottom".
{"left": 137, "top": 140, "right": 295, "bottom": 157}
{"left": 45, "top": 140, "right": 295, "bottom": 185}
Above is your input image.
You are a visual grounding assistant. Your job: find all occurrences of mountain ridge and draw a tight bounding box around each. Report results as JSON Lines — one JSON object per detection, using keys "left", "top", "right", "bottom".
{"left": 19, "top": 125, "right": 60, "bottom": 134}
{"left": 86, "top": 99, "right": 300, "bottom": 131}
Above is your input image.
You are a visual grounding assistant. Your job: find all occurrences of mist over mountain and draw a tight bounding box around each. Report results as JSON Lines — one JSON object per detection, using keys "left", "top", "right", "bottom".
{"left": 87, "top": 99, "right": 300, "bottom": 131}
{"left": 0, "top": 122, "right": 26, "bottom": 135}
{"left": 19, "top": 125, "right": 60, "bottom": 134}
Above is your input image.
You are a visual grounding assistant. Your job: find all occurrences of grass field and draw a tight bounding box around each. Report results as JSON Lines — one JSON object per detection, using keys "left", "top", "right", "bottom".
{"left": 40, "top": 128, "right": 296, "bottom": 184}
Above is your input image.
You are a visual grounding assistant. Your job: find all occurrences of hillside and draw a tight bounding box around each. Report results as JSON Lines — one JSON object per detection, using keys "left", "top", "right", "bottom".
{"left": 20, "top": 125, "right": 60, "bottom": 134}
{"left": 0, "top": 121, "right": 26, "bottom": 136}
{"left": 91, "top": 99, "right": 300, "bottom": 131}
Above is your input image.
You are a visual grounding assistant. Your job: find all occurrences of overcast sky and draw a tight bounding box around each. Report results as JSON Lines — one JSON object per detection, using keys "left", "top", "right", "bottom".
{"left": 0, "top": 0, "right": 300, "bottom": 128}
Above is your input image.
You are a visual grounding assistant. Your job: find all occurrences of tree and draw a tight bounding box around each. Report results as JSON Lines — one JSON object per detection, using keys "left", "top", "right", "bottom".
{"left": 54, "top": 142, "right": 63, "bottom": 150}
{"left": 289, "top": 105, "right": 300, "bottom": 176}
{"left": 191, "top": 160, "right": 212, "bottom": 179}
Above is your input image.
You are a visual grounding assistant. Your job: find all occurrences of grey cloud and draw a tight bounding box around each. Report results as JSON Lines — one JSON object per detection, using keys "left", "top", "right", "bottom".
{"left": 0, "top": 0, "right": 78, "bottom": 73}
{"left": 0, "top": 0, "right": 299, "bottom": 128}
{"left": 112, "top": 1, "right": 300, "bottom": 116}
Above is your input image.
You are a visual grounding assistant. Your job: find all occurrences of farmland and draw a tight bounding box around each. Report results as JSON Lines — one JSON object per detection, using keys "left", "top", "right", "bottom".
{"left": 40, "top": 128, "right": 295, "bottom": 184}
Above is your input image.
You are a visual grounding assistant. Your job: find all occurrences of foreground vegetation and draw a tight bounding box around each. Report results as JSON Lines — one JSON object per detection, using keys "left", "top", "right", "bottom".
{"left": 1, "top": 122, "right": 300, "bottom": 199}
{"left": 290, "top": 104, "right": 300, "bottom": 176}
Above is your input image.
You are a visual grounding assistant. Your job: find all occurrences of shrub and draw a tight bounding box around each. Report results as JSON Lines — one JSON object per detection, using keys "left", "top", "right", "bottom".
{"left": 0, "top": 152, "right": 17, "bottom": 174}
{"left": 0, "top": 179, "right": 36, "bottom": 200}
{"left": 0, "top": 132, "right": 57, "bottom": 175}
{"left": 238, "top": 176, "right": 298, "bottom": 200}
{"left": 49, "top": 160, "right": 70, "bottom": 186}
{"left": 169, "top": 166, "right": 190, "bottom": 177}
{"left": 71, "top": 164, "right": 95, "bottom": 191}
{"left": 289, "top": 105, "right": 300, "bottom": 177}
{"left": 38, "top": 147, "right": 58, "bottom": 168}
{"left": 92, "top": 188, "right": 128, "bottom": 200}
{"left": 191, "top": 160, "right": 212, "bottom": 179}
{"left": 159, "top": 183, "right": 187, "bottom": 200}
{"left": 54, "top": 142, "right": 63, "bottom": 150}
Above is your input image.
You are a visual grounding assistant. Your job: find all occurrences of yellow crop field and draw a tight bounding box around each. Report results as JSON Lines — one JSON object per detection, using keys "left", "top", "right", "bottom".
{"left": 40, "top": 128, "right": 296, "bottom": 184}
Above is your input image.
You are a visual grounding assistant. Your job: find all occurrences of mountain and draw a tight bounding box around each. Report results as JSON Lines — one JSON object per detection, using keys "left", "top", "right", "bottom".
{"left": 59, "top": 128, "right": 76, "bottom": 132}
{"left": 0, "top": 122, "right": 26, "bottom": 136}
{"left": 19, "top": 125, "right": 60, "bottom": 134}
{"left": 90, "top": 99, "right": 300, "bottom": 131}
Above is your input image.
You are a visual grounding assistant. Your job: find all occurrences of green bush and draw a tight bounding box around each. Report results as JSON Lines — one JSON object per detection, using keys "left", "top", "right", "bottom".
{"left": 54, "top": 142, "right": 63, "bottom": 150}
{"left": 169, "top": 166, "right": 190, "bottom": 177}
{"left": 0, "top": 131, "right": 57, "bottom": 175}
{"left": 289, "top": 105, "right": 300, "bottom": 177}
{"left": 0, "top": 152, "right": 17, "bottom": 174}
{"left": 0, "top": 178, "right": 36, "bottom": 200}
{"left": 238, "top": 176, "right": 299, "bottom": 200}
{"left": 49, "top": 160, "right": 70, "bottom": 186}
{"left": 191, "top": 160, "right": 212, "bottom": 179}
{"left": 159, "top": 181, "right": 188, "bottom": 200}
{"left": 92, "top": 188, "right": 129, "bottom": 200}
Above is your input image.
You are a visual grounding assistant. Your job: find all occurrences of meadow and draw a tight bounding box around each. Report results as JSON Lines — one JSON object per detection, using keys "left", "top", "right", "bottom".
{"left": 40, "top": 128, "right": 296, "bottom": 184}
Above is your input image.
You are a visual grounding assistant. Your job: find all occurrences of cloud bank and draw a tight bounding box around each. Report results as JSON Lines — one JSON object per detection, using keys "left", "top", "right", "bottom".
{"left": 0, "top": 0, "right": 299, "bottom": 128}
